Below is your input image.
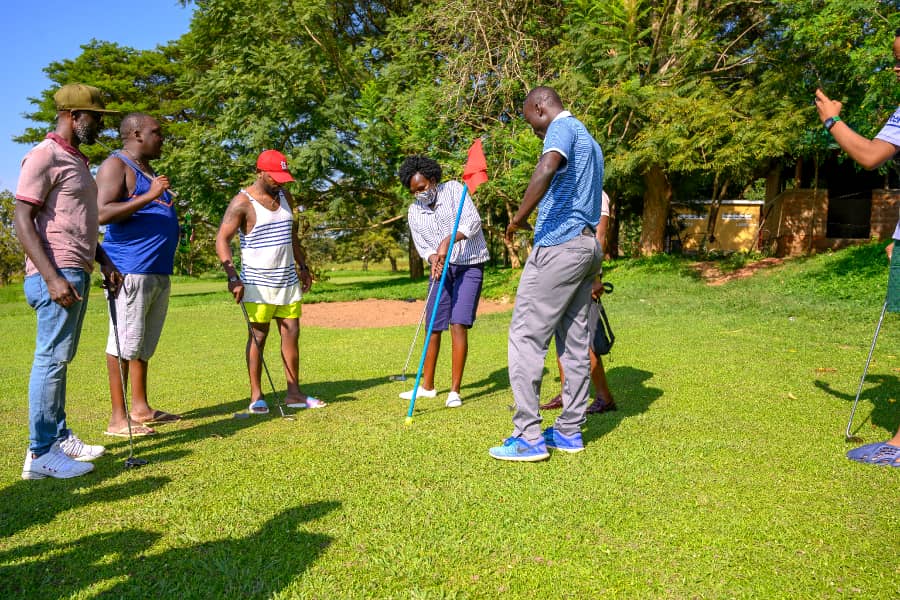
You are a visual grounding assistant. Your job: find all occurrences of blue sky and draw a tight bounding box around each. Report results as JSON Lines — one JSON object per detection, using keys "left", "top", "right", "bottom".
{"left": 1, "top": 1, "right": 195, "bottom": 191}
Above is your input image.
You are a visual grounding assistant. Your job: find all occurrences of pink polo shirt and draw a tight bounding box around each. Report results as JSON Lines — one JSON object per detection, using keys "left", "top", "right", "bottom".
{"left": 15, "top": 133, "right": 99, "bottom": 276}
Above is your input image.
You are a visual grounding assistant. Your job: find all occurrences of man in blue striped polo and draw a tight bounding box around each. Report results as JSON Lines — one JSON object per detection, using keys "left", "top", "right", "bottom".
{"left": 490, "top": 86, "right": 604, "bottom": 461}
{"left": 399, "top": 155, "right": 491, "bottom": 408}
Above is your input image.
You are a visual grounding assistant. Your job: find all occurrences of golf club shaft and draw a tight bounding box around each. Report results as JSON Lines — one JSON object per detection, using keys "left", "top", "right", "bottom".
{"left": 846, "top": 300, "right": 888, "bottom": 439}
{"left": 399, "top": 280, "right": 435, "bottom": 376}
{"left": 106, "top": 287, "right": 139, "bottom": 460}
{"left": 240, "top": 301, "right": 287, "bottom": 415}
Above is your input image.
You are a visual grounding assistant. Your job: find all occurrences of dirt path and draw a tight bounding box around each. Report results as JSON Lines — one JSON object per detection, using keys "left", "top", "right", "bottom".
{"left": 691, "top": 257, "right": 785, "bottom": 286}
{"left": 301, "top": 298, "right": 513, "bottom": 328}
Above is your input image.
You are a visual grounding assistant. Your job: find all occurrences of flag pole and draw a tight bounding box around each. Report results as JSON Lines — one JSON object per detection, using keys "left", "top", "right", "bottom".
{"left": 405, "top": 184, "right": 469, "bottom": 424}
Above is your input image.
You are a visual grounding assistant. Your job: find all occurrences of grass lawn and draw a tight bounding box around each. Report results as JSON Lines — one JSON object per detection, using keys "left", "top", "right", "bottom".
{"left": 0, "top": 245, "right": 898, "bottom": 598}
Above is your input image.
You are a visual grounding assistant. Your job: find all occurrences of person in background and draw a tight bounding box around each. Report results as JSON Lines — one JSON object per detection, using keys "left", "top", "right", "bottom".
{"left": 541, "top": 190, "right": 616, "bottom": 415}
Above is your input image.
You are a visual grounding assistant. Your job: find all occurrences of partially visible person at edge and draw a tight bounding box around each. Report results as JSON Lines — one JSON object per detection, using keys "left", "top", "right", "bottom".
{"left": 95, "top": 113, "right": 181, "bottom": 438}
{"left": 490, "top": 86, "right": 604, "bottom": 461}
{"left": 397, "top": 155, "right": 491, "bottom": 408}
{"left": 15, "top": 84, "right": 122, "bottom": 479}
{"left": 541, "top": 190, "right": 616, "bottom": 415}
{"left": 814, "top": 29, "right": 900, "bottom": 467}
{"left": 215, "top": 150, "right": 323, "bottom": 414}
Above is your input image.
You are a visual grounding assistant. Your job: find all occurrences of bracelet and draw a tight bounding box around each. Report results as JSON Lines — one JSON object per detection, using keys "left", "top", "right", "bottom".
{"left": 824, "top": 116, "right": 841, "bottom": 132}
{"left": 299, "top": 265, "right": 309, "bottom": 272}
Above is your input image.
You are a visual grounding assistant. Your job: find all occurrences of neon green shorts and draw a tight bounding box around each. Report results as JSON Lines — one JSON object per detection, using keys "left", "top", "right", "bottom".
{"left": 245, "top": 300, "right": 303, "bottom": 323}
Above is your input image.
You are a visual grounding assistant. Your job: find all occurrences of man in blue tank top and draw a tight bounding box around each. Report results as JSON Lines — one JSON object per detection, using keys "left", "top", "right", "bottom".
{"left": 96, "top": 113, "right": 181, "bottom": 437}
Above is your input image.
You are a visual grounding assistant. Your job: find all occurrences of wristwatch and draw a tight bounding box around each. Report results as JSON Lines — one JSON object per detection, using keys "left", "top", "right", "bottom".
{"left": 824, "top": 116, "right": 842, "bottom": 132}
{"left": 228, "top": 276, "right": 239, "bottom": 283}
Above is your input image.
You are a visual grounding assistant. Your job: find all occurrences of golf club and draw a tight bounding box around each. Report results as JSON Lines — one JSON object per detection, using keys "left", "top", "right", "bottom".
{"left": 104, "top": 282, "right": 149, "bottom": 469}
{"left": 390, "top": 279, "right": 436, "bottom": 382}
{"left": 845, "top": 300, "right": 888, "bottom": 443}
{"left": 239, "top": 301, "right": 295, "bottom": 420}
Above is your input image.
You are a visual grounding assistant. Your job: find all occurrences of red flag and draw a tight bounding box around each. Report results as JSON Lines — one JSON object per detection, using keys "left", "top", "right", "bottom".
{"left": 462, "top": 138, "right": 488, "bottom": 194}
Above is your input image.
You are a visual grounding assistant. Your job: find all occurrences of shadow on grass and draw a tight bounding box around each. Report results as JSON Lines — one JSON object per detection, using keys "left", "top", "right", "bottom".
{"left": 461, "top": 367, "right": 510, "bottom": 401}
{"left": 98, "top": 397, "right": 293, "bottom": 464}
{"left": 582, "top": 366, "right": 662, "bottom": 444}
{"left": 815, "top": 376, "right": 900, "bottom": 436}
{"left": 0, "top": 472, "right": 171, "bottom": 539}
{"left": 301, "top": 376, "right": 399, "bottom": 404}
{"left": 0, "top": 501, "right": 339, "bottom": 598}
{"left": 100, "top": 377, "right": 390, "bottom": 467}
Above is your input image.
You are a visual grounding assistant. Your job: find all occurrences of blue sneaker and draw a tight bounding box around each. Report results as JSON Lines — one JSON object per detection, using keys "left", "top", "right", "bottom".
{"left": 488, "top": 437, "right": 550, "bottom": 462}
{"left": 542, "top": 427, "right": 585, "bottom": 453}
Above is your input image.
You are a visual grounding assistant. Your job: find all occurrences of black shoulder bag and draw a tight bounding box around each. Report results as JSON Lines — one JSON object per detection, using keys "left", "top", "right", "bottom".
{"left": 591, "top": 282, "right": 615, "bottom": 356}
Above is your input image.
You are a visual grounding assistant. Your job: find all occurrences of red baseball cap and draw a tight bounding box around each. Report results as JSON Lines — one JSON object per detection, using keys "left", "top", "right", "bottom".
{"left": 256, "top": 149, "right": 294, "bottom": 184}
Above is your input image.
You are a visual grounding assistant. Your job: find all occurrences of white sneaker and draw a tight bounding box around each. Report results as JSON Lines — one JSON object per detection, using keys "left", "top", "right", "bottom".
{"left": 399, "top": 386, "right": 437, "bottom": 400}
{"left": 22, "top": 444, "right": 94, "bottom": 480}
{"left": 445, "top": 391, "right": 462, "bottom": 408}
{"left": 58, "top": 431, "right": 105, "bottom": 462}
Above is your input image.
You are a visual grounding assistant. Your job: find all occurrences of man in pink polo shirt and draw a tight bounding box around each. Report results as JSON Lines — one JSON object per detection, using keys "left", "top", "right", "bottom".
{"left": 15, "top": 84, "right": 122, "bottom": 479}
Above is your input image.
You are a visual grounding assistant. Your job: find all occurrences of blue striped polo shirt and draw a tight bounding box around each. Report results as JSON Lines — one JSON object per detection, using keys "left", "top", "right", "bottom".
{"left": 533, "top": 111, "right": 604, "bottom": 247}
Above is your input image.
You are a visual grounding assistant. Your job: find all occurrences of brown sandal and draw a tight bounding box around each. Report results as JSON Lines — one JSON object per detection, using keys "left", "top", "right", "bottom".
{"left": 539, "top": 394, "right": 563, "bottom": 410}
{"left": 586, "top": 396, "right": 617, "bottom": 414}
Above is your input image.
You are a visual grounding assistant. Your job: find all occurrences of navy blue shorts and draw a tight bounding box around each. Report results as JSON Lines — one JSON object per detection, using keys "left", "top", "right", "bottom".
{"left": 425, "top": 263, "right": 485, "bottom": 330}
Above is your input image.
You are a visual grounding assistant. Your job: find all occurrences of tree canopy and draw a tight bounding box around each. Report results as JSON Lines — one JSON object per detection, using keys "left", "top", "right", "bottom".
{"left": 10, "top": 0, "right": 900, "bottom": 274}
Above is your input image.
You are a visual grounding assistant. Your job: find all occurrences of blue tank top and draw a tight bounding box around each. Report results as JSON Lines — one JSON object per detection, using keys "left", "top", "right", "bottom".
{"left": 102, "top": 151, "right": 179, "bottom": 274}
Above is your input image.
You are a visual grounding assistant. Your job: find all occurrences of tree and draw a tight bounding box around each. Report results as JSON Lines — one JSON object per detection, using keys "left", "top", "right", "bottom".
{"left": 364, "top": 0, "right": 564, "bottom": 267}
{"left": 336, "top": 227, "right": 404, "bottom": 271}
{"left": 0, "top": 191, "right": 25, "bottom": 284}
{"left": 556, "top": 0, "right": 808, "bottom": 254}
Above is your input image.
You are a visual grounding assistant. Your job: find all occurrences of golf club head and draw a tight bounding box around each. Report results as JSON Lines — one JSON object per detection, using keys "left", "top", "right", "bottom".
{"left": 233, "top": 412, "right": 251, "bottom": 419}
{"left": 125, "top": 457, "right": 149, "bottom": 468}
{"left": 845, "top": 435, "right": 865, "bottom": 444}
{"left": 276, "top": 405, "right": 296, "bottom": 421}
{"left": 389, "top": 374, "right": 408, "bottom": 382}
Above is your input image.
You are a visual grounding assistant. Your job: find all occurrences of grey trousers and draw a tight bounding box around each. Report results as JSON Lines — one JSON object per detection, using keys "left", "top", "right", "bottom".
{"left": 508, "top": 232, "right": 603, "bottom": 441}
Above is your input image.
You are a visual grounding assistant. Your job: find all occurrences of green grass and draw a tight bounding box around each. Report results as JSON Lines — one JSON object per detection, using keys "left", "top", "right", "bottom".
{"left": 1, "top": 244, "right": 899, "bottom": 598}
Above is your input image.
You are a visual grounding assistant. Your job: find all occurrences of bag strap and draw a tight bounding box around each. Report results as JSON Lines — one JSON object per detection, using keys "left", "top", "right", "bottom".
{"left": 596, "top": 298, "right": 615, "bottom": 344}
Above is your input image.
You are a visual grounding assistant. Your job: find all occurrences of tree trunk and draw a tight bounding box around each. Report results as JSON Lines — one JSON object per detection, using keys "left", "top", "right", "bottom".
{"left": 503, "top": 201, "right": 524, "bottom": 268}
{"left": 639, "top": 165, "right": 672, "bottom": 255}
{"left": 408, "top": 237, "right": 424, "bottom": 279}
{"left": 501, "top": 236, "right": 523, "bottom": 269}
{"left": 607, "top": 195, "right": 619, "bottom": 259}
{"left": 704, "top": 175, "right": 730, "bottom": 249}
{"left": 388, "top": 256, "right": 397, "bottom": 272}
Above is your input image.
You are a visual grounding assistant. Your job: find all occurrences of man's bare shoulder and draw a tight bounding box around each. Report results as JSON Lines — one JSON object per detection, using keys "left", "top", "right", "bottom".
{"left": 96, "top": 153, "right": 127, "bottom": 176}
{"left": 227, "top": 190, "right": 252, "bottom": 208}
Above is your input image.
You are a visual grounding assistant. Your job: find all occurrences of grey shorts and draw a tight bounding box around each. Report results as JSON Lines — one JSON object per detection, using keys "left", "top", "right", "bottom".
{"left": 106, "top": 274, "right": 171, "bottom": 361}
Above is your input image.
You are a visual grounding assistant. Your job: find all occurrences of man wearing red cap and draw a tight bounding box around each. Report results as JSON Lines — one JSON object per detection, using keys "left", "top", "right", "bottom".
{"left": 215, "top": 150, "right": 322, "bottom": 414}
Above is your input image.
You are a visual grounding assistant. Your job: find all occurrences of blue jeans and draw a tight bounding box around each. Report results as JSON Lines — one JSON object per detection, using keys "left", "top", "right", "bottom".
{"left": 24, "top": 269, "right": 91, "bottom": 455}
